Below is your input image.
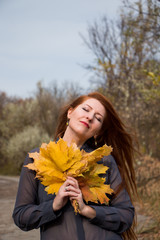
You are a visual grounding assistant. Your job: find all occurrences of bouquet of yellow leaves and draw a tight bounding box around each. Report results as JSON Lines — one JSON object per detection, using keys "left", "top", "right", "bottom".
{"left": 26, "top": 138, "right": 114, "bottom": 213}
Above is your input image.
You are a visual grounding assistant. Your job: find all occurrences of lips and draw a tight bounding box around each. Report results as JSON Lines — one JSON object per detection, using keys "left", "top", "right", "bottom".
{"left": 80, "top": 121, "right": 89, "bottom": 128}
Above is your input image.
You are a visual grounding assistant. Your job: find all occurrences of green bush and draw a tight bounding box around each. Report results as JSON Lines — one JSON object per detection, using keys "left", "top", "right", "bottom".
{"left": 1, "top": 99, "right": 39, "bottom": 138}
{"left": 2, "top": 125, "right": 50, "bottom": 174}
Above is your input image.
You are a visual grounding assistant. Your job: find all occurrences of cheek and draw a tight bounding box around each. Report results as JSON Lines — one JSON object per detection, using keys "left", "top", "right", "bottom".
{"left": 69, "top": 112, "right": 77, "bottom": 121}
{"left": 69, "top": 108, "right": 82, "bottom": 120}
{"left": 93, "top": 122, "right": 102, "bottom": 134}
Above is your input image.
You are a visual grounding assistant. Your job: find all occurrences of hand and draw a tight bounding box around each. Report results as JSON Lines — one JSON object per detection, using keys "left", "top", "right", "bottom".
{"left": 52, "top": 177, "right": 80, "bottom": 211}
{"left": 67, "top": 176, "right": 86, "bottom": 212}
{"left": 68, "top": 177, "right": 96, "bottom": 219}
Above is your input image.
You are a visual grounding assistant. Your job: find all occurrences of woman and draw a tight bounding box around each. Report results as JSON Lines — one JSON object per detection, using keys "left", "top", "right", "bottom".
{"left": 13, "top": 92, "right": 137, "bottom": 240}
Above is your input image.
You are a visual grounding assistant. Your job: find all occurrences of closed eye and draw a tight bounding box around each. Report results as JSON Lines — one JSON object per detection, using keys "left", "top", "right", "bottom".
{"left": 95, "top": 116, "right": 102, "bottom": 122}
{"left": 82, "top": 107, "right": 89, "bottom": 112}
{"left": 83, "top": 107, "right": 102, "bottom": 122}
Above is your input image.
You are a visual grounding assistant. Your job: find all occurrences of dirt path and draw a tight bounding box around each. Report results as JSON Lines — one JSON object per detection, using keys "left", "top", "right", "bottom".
{"left": 0, "top": 176, "right": 39, "bottom": 240}
{"left": 0, "top": 175, "right": 156, "bottom": 240}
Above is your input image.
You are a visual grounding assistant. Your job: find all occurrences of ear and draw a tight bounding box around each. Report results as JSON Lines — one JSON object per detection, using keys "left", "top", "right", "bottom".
{"left": 67, "top": 107, "right": 73, "bottom": 119}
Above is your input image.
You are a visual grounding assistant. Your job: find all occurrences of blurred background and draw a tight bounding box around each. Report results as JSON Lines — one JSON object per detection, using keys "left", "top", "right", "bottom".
{"left": 0, "top": 0, "right": 159, "bottom": 239}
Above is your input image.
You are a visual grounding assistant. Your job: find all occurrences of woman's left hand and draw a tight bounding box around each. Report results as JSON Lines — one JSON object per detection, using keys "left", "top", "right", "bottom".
{"left": 67, "top": 176, "right": 96, "bottom": 219}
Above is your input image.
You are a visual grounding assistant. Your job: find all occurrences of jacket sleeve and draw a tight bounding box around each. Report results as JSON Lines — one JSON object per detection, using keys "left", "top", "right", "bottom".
{"left": 89, "top": 155, "right": 134, "bottom": 234}
{"left": 12, "top": 150, "right": 62, "bottom": 231}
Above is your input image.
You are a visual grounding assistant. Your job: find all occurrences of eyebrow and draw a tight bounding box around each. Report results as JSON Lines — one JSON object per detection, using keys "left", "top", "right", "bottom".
{"left": 84, "top": 104, "right": 104, "bottom": 117}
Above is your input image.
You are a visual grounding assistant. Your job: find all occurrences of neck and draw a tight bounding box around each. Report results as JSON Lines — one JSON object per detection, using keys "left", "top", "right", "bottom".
{"left": 63, "top": 128, "right": 85, "bottom": 148}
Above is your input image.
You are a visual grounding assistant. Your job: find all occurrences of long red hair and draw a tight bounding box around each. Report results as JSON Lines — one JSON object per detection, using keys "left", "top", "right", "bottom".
{"left": 54, "top": 91, "right": 138, "bottom": 239}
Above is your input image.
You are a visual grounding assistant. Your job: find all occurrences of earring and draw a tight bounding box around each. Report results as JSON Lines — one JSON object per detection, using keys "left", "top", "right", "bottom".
{"left": 66, "top": 119, "right": 69, "bottom": 126}
{"left": 94, "top": 137, "right": 97, "bottom": 146}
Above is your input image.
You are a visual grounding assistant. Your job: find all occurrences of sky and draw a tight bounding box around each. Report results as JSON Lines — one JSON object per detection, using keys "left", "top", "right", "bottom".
{"left": 0, "top": 0, "right": 122, "bottom": 98}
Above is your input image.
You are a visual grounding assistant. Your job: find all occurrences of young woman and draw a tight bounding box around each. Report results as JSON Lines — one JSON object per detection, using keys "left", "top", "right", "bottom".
{"left": 13, "top": 92, "right": 137, "bottom": 240}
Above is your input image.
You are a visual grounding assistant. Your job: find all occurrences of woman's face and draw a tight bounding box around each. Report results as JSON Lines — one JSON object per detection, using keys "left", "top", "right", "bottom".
{"left": 67, "top": 98, "right": 106, "bottom": 143}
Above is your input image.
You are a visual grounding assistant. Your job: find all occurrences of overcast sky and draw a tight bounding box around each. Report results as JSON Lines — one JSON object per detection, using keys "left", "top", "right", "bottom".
{"left": 0, "top": 0, "right": 122, "bottom": 98}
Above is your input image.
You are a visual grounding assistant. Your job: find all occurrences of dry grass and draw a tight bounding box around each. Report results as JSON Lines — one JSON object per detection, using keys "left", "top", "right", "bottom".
{"left": 135, "top": 155, "right": 160, "bottom": 239}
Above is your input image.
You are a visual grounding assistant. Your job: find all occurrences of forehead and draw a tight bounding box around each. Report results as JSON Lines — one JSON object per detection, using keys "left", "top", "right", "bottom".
{"left": 81, "top": 98, "right": 106, "bottom": 115}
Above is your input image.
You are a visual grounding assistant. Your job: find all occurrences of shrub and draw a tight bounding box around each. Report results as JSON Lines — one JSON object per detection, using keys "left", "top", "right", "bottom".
{"left": 2, "top": 125, "right": 50, "bottom": 174}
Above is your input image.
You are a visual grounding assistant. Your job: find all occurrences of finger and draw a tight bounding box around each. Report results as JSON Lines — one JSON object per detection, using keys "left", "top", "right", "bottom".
{"left": 65, "top": 185, "right": 80, "bottom": 193}
{"left": 66, "top": 177, "right": 79, "bottom": 188}
{"left": 70, "top": 193, "right": 83, "bottom": 203}
{"left": 65, "top": 179, "right": 79, "bottom": 189}
{"left": 66, "top": 191, "right": 78, "bottom": 198}
{"left": 69, "top": 195, "right": 80, "bottom": 201}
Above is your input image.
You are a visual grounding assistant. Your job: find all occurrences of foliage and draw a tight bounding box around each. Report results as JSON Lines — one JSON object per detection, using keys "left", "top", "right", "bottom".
{"left": 0, "top": 82, "right": 82, "bottom": 171}
{"left": 1, "top": 125, "right": 50, "bottom": 174}
{"left": 0, "top": 94, "right": 40, "bottom": 171}
{"left": 0, "top": 99, "right": 38, "bottom": 139}
{"left": 26, "top": 138, "right": 113, "bottom": 213}
{"left": 35, "top": 81, "right": 82, "bottom": 137}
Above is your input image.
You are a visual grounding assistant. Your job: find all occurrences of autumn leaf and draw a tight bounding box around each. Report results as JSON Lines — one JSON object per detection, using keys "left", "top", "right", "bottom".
{"left": 25, "top": 138, "right": 114, "bottom": 213}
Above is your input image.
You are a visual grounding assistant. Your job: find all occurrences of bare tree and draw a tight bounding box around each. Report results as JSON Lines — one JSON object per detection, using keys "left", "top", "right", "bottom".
{"left": 82, "top": 0, "right": 160, "bottom": 157}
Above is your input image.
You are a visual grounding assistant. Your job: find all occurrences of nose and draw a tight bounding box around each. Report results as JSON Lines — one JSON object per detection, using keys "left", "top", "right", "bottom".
{"left": 86, "top": 112, "right": 94, "bottom": 121}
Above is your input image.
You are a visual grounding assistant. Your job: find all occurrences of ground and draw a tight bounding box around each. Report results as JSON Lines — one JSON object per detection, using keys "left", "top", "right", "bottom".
{"left": 0, "top": 176, "right": 39, "bottom": 240}
{"left": 0, "top": 175, "right": 156, "bottom": 240}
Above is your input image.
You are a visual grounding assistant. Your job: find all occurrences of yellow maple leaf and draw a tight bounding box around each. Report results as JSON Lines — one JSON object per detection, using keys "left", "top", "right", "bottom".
{"left": 25, "top": 138, "right": 114, "bottom": 213}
